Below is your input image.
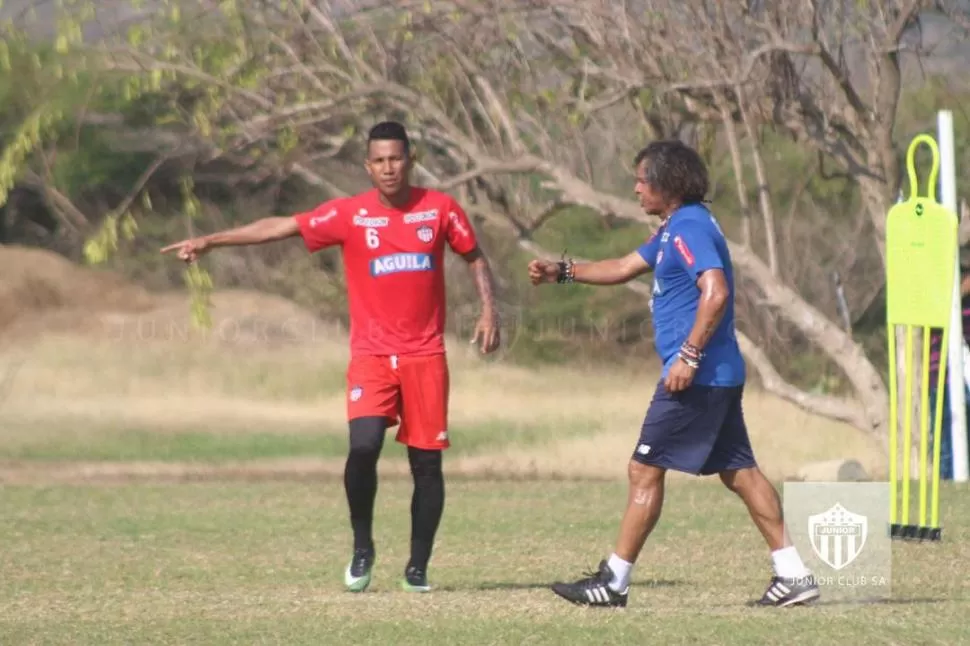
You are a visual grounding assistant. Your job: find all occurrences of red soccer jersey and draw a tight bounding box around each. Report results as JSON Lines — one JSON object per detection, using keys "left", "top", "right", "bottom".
{"left": 294, "top": 187, "right": 479, "bottom": 357}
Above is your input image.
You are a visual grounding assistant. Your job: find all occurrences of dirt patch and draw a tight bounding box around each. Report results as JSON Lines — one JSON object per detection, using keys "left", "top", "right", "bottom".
{"left": 0, "top": 244, "right": 334, "bottom": 349}
{"left": 0, "top": 244, "right": 156, "bottom": 342}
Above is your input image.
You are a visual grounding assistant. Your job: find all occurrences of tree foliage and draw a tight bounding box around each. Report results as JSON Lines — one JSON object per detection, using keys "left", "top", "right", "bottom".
{"left": 3, "top": 0, "right": 970, "bottom": 442}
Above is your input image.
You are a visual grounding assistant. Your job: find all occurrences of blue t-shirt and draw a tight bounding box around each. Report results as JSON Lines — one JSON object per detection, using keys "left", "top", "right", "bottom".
{"left": 636, "top": 204, "right": 746, "bottom": 387}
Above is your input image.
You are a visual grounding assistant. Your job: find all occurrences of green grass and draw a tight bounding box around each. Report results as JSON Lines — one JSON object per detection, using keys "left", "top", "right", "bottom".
{"left": 1, "top": 479, "right": 968, "bottom": 644}
{"left": 0, "top": 417, "right": 606, "bottom": 462}
{"left": 0, "top": 288, "right": 946, "bottom": 643}
{"left": 0, "top": 429, "right": 350, "bottom": 462}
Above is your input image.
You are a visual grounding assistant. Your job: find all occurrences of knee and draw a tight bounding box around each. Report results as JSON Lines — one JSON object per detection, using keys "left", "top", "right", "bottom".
{"left": 720, "top": 467, "right": 762, "bottom": 494}
{"left": 628, "top": 460, "right": 664, "bottom": 489}
{"left": 349, "top": 438, "right": 382, "bottom": 459}
{"left": 348, "top": 417, "right": 386, "bottom": 458}
{"left": 720, "top": 470, "right": 740, "bottom": 494}
{"left": 408, "top": 448, "right": 443, "bottom": 479}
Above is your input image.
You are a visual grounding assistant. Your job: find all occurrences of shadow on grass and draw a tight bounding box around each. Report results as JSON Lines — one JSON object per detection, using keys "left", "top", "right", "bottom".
{"left": 724, "top": 596, "right": 956, "bottom": 610}
{"left": 440, "top": 579, "right": 686, "bottom": 592}
{"left": 811, "top": 596, "right": 955, "bottom": 607}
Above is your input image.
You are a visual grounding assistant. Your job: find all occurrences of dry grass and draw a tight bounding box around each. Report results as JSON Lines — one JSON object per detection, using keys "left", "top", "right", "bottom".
{"left": 0, "top": 244, "right": 886, "bottom": 482}
{"left": 0, "top": 323, "right": 885, "bottom": 482}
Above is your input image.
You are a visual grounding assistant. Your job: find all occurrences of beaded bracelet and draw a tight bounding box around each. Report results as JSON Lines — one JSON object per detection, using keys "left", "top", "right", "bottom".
{"left": 557, "top": 256, "right": 575, "bottom": 284}
{"left": 679, "top": 342, "right": 703, "bottom": 369}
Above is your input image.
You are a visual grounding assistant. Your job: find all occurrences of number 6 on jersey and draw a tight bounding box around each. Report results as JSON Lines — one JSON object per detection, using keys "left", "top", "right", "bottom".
{"left": 365, "top": 227, "right": 380, "bottom": 249}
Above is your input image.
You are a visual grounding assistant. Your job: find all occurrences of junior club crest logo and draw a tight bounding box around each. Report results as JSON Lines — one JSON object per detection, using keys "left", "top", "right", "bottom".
{"left": 416, "top": 225, "right": 434, "bottom": 243}
{"left": 808, "top": 503, "right": 868, "bottom": 570}
{"left": 349, "top": 385, "right": 363, "bottom": 402}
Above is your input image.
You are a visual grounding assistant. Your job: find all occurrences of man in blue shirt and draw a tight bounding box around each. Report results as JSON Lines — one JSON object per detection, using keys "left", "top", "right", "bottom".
{"left": 528, "top": 140, "right": 819, "bottom": 609}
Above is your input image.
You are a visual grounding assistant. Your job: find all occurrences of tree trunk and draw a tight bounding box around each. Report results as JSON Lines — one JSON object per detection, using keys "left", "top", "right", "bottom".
{"left": 858, "top": 176, "right": 893, "bottom": 265}
{"left": 731, "top": 243, "right": 890, "bottom": 441}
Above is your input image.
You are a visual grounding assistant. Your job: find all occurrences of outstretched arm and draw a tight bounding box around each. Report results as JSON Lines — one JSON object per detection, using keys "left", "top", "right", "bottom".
{"left": 462, "top": 247, "right": 501, "bottom": 354}
{"left": 161, "top": 216, "right": 300, "bottom": 262}
{"left": 529, "top": 250, "right": 651, "bottom": 286}
{"left": 570, "top": 251, "right": 652, "bottom": 285}
{"left": 198, "top": 217, "right": 299, "bottom": 247}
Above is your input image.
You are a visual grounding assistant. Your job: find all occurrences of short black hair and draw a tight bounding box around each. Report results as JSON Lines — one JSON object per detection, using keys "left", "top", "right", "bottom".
{"left": 633, "top": 140, "right": 709, "bottom": 204}
{"left": 367, "top": 120, "right": 410, "bottom": 155}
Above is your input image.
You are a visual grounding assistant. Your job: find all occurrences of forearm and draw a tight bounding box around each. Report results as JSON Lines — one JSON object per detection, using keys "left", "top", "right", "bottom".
{"left": 203, "top": 217, "right": 295, "bottom": 248}
{"left": 685, "top": 291, "right": 728, "bottom": 351}
{"left": 571, "top": 259, "right": 637, "bottom": 285}
{"left": 468, "top": 256, "right": 498, "bottom": 313}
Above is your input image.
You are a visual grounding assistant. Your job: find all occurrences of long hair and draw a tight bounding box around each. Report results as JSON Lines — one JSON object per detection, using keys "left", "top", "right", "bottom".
{"left": 633, "top": 140, "right": 709, "bottom": 204}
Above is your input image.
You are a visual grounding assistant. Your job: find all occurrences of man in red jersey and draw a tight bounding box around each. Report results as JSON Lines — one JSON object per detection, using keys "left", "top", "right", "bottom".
{"left": 161, "top": 121, "right": 501, "bottom": 593}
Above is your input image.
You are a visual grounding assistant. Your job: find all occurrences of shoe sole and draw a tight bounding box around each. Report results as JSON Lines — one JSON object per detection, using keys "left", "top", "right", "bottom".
{"left": 778, "top": 588, "right": 821, "bottom": 607}
{"left": 345, "top": 576, "right": 371, "bottom": 592}
{"left": 401, "top": 580, "right": 431, "bottom": 593}
{"left": 344, "top": 564, "right": 373, "bottom": 593}
{"left": 551, "top": 586, "right": 627, "bottom": 608}
{"left": 754, "top": 588, "right": 820, "bottom": 608}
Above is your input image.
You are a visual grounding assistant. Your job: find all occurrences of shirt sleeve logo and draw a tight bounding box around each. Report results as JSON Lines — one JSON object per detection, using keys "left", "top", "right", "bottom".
{"left": 673, "top": 236, "right": 694, "bottom": 266}
{"left": 309, "top": 208, "right": 337, "bottom": 228}
{"left": 448, "top": 210, "right": 470, "bottom": 237}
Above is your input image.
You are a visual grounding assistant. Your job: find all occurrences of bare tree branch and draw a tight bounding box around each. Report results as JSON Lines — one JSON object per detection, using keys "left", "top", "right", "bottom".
{"left": 715, "top": 91, "right": 752, "bottom": 248}
{"left": 107, "top": 153, "right": 172, "bottom": 220}
{"left": 737, "top": 86, "right": 780, "bottom": 276}
{"left": 435, "top": 158, "right": 544, "bottom": 191}
{"left": 512, "top": 229, "right": 866, "bottom": 429}
{"left": 38, "top": 0, "right": 960, "bottom": 443}
{"left": 19, "top": 170, "right": 90, "bottom": 234}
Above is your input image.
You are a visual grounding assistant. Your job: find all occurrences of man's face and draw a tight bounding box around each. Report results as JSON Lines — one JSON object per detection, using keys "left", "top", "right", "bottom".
{"left": 365, "top": 140, "right": 410, "bottom": 196}
{"left": 634, "top": 159, "right": 667, "bottom": 217}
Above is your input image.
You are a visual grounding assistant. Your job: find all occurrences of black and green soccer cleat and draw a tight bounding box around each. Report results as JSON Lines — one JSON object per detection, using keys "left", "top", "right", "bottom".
{"left": 344, "top": 547, "right": 375, "bottom": 593}
{"left": 401, "top": 564, "right": 432, "bottom": 593}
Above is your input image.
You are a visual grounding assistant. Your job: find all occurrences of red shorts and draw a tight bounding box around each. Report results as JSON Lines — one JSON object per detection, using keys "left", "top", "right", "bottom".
{"left": 346, "top": 353, "right": 451, "bottom": 450}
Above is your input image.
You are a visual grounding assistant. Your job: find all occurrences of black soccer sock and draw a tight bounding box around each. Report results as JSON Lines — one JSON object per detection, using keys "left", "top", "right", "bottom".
{"left": 407, "top": 447, "right": 445, "bottom": 571}
{"left": 344, "top": 417, "right": 387, "bottom": 552}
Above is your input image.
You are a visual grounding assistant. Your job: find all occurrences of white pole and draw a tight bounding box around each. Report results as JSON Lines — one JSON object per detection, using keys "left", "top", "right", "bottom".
{"left": 938, "top": 110, "right": 969, "bottom": 482}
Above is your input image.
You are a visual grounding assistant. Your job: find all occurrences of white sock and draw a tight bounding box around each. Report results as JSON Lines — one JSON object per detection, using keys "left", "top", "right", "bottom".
{"left": 771, "top": 546, "right": 810, "bottom": 578}
{"left": 606, "top": 553, "right": 633, "bottom": 592}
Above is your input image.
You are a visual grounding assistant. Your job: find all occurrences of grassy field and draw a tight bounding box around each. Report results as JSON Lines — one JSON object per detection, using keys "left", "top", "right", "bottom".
{"left": 0, "top": 274, "right": 962, "bottom": 644}
{"left": 1, "top": 479, "right": 969, "bottom": 645}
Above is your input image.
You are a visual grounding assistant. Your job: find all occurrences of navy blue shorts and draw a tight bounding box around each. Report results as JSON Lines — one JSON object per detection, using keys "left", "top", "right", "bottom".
{"left": 632, "top": 380, "right": 757, "bottom": 475}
